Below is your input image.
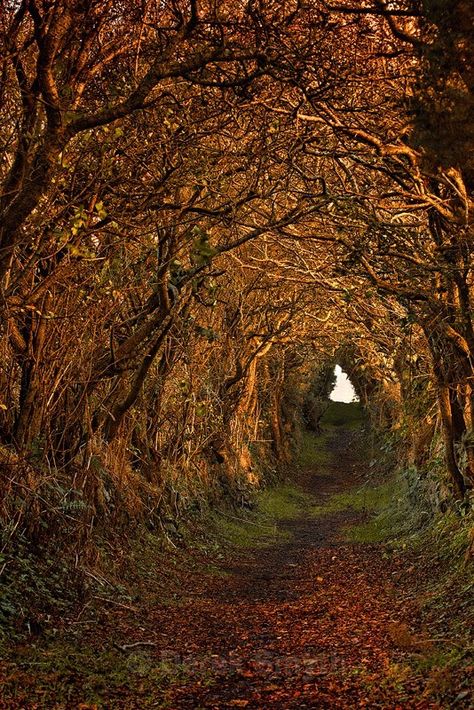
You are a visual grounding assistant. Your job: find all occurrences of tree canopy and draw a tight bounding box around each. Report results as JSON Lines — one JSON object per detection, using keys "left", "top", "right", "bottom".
{"left": 0, "top": 0, "right": 473, "bottom": 540}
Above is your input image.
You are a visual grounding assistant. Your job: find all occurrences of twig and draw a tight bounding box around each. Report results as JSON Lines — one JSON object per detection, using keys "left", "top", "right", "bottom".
{"left": 92, "top": 596, "right": 138, "bottom": 612}
{"left": 115, "top": 640, "right": 157, "bottom": 651}
{"left": 81, "top": 568, "right": 115, "bottom": 588}
{"left": 215, "top": 508, "right": 276, "bottom": 530}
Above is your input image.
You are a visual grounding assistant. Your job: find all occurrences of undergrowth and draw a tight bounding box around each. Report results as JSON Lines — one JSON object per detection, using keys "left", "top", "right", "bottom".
{"left": 0, "top": 640, "right": 194, "bottom": 708}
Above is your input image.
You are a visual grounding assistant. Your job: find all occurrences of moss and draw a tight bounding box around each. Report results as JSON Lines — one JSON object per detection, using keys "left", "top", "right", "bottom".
{"left": 345, "top": 514, "right": 400, "bottom": 543}
{"left": 312, "top": 478, "right": 402, "bottom": 515}
{"left": 211, "top": 511, "right": 283, "bottom": 548}
{"left": 211, "top": 482, "right": 314, "bottom": 548}
{"left": 297, "top": 430, "right": 330, "bottom": 468}
{"left": 307, "top": 472, "right": 412, "bottom": 544}
{"left": 259, "top": 484, "right": 309, "bottom": 518}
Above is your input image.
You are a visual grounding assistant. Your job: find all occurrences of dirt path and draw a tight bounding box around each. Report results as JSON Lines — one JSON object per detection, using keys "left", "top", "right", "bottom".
{"left": 1, "top": 426, "right": 470, "bottom": 708}
{"left": 151, "top": 428, "right": 437, "bottom": 709}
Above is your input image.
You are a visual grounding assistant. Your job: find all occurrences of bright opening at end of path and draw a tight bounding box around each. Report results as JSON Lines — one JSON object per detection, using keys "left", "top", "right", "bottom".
{"left": 330, "top": 365, "right": 359, "bottom": 403}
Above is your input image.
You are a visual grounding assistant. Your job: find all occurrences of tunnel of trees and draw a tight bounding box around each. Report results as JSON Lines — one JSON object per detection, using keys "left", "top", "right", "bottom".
{"left": 0, "top": 0, "right": 473, "bottom": 552}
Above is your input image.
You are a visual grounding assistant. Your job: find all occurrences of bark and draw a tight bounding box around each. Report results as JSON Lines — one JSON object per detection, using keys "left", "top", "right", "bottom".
{"left": 426, "top": 324, "right": 468, "bottom": 499}
{"left": 0, "top": 129, "right": 68, "bottom": 280}
{"left": 437, "top": 384, "right": 467, "bottom": 499}
{"left": 267, "top": 364, "right": 288, "bottom": 463}
{"left": 14, "top": 294, "right": 51, "bottom": 450}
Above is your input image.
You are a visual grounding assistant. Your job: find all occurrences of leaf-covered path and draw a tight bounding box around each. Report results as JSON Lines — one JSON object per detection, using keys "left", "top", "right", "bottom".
{"left": 1, "top": 424, "right": 471, "bottom": 708}
{"left": 150, "top": 429, "right": 448, "bottom": 710}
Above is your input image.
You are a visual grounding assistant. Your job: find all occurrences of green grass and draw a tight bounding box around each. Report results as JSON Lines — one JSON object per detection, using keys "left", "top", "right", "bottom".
{"left": 321, "top": 401, "right": 366, "bottom": 429}
{"left": 211, "top": 483, "right": 313, "bottom": 548}
{"left": 211, "top": 511, "right": 282, "bottom": 548}
{"left": 346, "top": 511, "right": 402, "bottom": 543}
{"left": 298, "top": 430, "right": 330, "bottom": 468}
{"left": 259, "top": 484, "right": 310, "bottom": 518}
{"left": 311, "top": 477, "right": 401, "bottom": 515}
{"left": 410, "top": 508, "right": 474, "bottom": 561}
{"left": 298, "top": 401, "right": 366, "bottom": 470}
{"left": 310, "top": 475, "right": 408, "bottom": 543}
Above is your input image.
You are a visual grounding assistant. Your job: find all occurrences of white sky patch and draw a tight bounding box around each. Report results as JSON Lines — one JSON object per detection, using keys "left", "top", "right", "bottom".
{"left": 330, "top": 365, "right": 358, "bottom": 403}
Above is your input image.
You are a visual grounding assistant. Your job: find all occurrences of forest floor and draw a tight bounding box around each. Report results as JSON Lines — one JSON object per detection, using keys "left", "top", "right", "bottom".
{"left": 0, "top": 408, "right": 472, "bottom": 708}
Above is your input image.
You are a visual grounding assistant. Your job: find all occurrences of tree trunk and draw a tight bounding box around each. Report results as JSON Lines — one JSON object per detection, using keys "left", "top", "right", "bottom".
{"left": 102, "top": 321, "right": 174, "bottom": 442}
{"left": 437, "top": 384, "right": 467, "bottom": 499}
{"left": 267, "top": 364, "right": 288, "bottom": 463}
{"left": 424, "top": 314, "right": 471, "bottom": 499}
{"left": 14, "top": 294, "right": 51, "bottom": 450}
